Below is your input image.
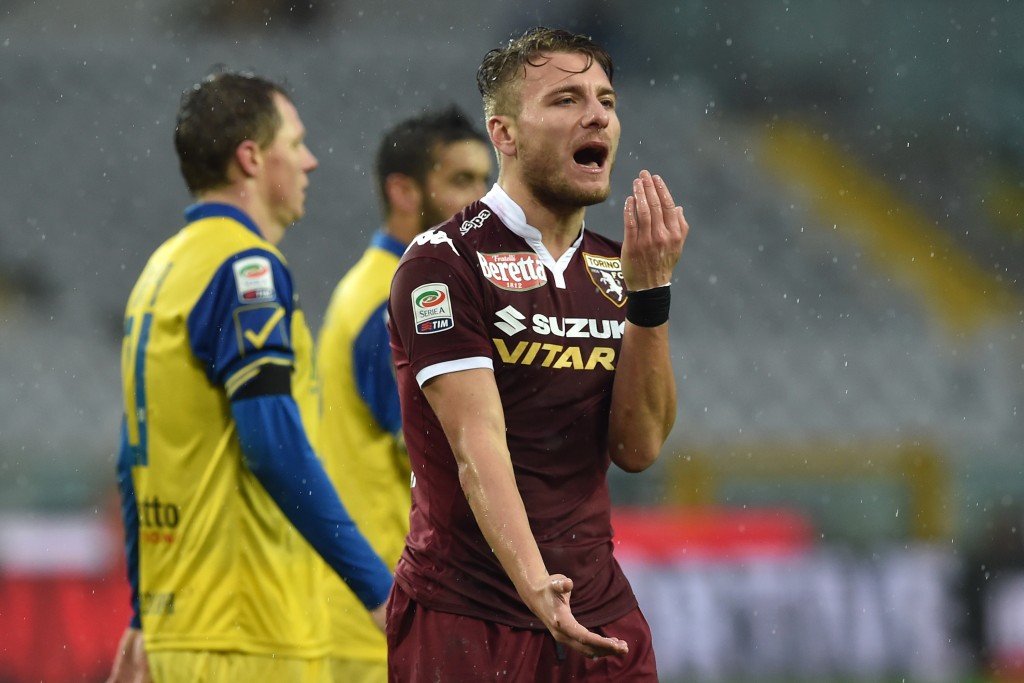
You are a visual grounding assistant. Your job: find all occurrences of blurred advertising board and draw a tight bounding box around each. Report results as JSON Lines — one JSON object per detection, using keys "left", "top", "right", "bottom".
{"left": 613, "top": 507, "right": 968, "bottom": 682}
{"left": 0, "top": 508, "right": 988, "bottom": 682}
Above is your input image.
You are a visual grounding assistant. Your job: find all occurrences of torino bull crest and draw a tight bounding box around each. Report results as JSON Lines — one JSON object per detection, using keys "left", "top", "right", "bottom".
{"left": 582, "top": 253, "right": 626, "bottom": 306}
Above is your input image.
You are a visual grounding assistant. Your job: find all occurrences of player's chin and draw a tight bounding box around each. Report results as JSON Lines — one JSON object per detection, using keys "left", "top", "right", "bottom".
{"left": 575, "top": 185, "right": 611, "bottom": 207}
{"left": 570, "top": 172, "right": 611, "bottom": 201}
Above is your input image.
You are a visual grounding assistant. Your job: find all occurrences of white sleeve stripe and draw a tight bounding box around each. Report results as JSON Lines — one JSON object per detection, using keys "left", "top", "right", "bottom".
{"left": 415, "top": 357, "right": 494, "bottom": 387}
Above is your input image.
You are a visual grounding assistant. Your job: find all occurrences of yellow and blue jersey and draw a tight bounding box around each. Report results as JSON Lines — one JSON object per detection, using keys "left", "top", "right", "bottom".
{"left": 318, "top": 231, "right": 410, "bottom": 662}
{"left": 115, "top": 204, "right": 391, "bottom": 659}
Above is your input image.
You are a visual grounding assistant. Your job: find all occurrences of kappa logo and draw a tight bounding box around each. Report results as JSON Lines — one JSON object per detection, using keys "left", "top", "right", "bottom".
{"left": 460, "top": 209, "right": 491, "bottom": 235}
{"left": 411, "top": 283, "right": 454, "bottom": 334}
{"left": 232, "top": 255, "right": 276, "bottom": 303}
{"left": 478, "top": 252, "right": 547, "bottom": 291}
{"left": 412, "top": 229, "right": 459, "bottom": 255}
{"left": 582, "top": 253, "right": 626, "bottom": 306}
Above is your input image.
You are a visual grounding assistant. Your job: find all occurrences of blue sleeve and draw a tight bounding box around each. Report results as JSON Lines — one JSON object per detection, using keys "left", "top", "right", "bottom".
{"left": 231, "top": 394, "right": 393, "bottom": 609}
{"left": 189, "top": 248, "right": 295, "bottom": 386}
{"left": 352, "top": 302, "right": 401, "bottom": 434}
{"left": 114, "top": 417, "right": 141, "bottom": 629}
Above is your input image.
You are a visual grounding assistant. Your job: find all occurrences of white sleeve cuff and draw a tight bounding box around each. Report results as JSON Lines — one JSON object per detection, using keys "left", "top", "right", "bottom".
{"left": 415, "top": 356, "right": 494, "bottom": 387}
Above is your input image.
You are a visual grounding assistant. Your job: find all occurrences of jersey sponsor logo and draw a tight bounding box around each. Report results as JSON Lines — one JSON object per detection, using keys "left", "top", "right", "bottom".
{"left": 139, "top": 495, "right": 180, "bottom": 545}
{"left": 141, "top": 591, "right": 176, "bottom": 616}
{"left": 492, "top": 339, "right": 616, "bottom": 370}
{"left": 460, "top": 209, "right": 491, "bottom": 235}
{"left": 494, "top": 305, "right": 527, "bottom": 335}
{"left": 583, "top": 253, "right": 626, "bottom": 306}
{"left": 232, "top": 255, "right": 276, "bottom": 303}
{"left": 412, "top": 229, "right": 459, "bottom": 255}
{"left": 492, "top": 305, "right": 625, "bottom": 339}
{"left": 412, "top": 283, "right": 454, "bottom": 334}
{"left": 532, "top": 315, "right": 625, "bottom": 339}
{"left": 478, "top": 252, "right": 547, "bottom": 291}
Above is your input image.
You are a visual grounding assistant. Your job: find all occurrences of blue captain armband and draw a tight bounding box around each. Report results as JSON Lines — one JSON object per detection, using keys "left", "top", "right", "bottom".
{"left": 230, "top": 370, "right": 393, "bottom": 609}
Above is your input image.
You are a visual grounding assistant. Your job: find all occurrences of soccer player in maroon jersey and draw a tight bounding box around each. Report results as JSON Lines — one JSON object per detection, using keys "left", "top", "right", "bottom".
{"left": 386, "top": 26, "right": 688, "bottom": 682}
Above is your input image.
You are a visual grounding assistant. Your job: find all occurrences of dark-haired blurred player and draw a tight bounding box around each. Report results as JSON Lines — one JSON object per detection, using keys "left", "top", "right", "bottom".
{"left": 317, "top": 105, "right": 491, "bottom": 682}
{"left": 106, "top": 70, "right": 392, "bottom": 683}
{"left": 385, "top": 26, "right": 688, "bottom": 683}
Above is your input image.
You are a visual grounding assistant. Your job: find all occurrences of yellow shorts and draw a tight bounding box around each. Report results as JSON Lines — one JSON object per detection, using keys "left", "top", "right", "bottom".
{"left": 329, "top": 657, "right": 387, "bottom": 683}
{"left": 147, "top": 650, "right": 330, "bottom": 683}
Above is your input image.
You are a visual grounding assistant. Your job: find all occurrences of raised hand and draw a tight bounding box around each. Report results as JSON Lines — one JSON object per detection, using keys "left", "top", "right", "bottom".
{"left": 621, "top": 170, "right": 688, "bottom": 291}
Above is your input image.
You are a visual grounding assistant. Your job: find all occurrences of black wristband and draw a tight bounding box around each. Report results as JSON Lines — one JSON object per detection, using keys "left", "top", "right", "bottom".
{"left": 625, "top": 285, "right": 671, "bottom": 327}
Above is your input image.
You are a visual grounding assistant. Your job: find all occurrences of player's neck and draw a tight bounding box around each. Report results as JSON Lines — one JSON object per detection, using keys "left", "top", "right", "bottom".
{"left": 499, "top": 181, "right": 584, "bottom": 260}
{"left": 197, "top": 187, "right": 285, "bottom": 246}
{"left": 385, "top": 213, "right": 421, "bottom": 247}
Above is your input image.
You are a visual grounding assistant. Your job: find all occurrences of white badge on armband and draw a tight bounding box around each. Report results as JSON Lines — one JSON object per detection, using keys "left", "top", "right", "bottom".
{"left": 411, "top": 283, "right": 454, "bottom": 334}
{"left": 233, "top": 255, "right": 276, "bottom": 303}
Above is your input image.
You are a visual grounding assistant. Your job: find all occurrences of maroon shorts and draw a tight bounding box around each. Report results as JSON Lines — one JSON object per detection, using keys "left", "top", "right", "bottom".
{"left": 386, "top": 582, "right": 659, "bottom": 682}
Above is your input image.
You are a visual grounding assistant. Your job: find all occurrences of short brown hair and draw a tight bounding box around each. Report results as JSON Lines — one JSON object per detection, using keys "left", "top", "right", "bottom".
{"left": 476, "top": 26, "right": 614, "bottom": 119}
{"left": 173, "top": 69, "right": 288, "bottom": 194}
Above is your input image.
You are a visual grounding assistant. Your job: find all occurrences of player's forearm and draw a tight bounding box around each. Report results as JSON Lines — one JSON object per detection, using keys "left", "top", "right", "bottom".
{"left": 232, "top": 395, "right": 393, "bottom": 609}
{"left": 608, "top": 322, "right": 676, "bottom": 472}
{"left": 423, "top": 371, "right": 551, "bottom": 608}
{"left": 454, "top": 435, "right": 551, "bottom": 604}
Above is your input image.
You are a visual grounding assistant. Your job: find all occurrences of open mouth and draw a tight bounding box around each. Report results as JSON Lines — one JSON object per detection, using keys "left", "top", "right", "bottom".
{"left": 573, "top": 142, "right": 609, "bottom": 170}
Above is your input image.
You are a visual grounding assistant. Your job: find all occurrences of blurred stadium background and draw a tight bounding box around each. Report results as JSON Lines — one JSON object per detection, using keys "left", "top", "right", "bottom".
{"left": 1, "top": 0, "right": 1022, "bottom": 681}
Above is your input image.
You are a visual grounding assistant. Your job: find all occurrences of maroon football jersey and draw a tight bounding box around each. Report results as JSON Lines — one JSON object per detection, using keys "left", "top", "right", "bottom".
{"left": 387, "top": 186, "right": 637, "bottom": 629}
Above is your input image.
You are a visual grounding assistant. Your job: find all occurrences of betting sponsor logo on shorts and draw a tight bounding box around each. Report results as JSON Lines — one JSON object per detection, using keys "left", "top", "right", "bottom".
{"left": 478, "top": 252, "right": 547, "bottom": 291}
{"left": 412, "top": 229, "right": 459, "bottom": 255}
{"left": 583, "top": 253, "right": 626, "bottom": 306}
{"left": 232, "top": 255, "right": 276, "bottom": 303}
{"left": 460, "top": 209, "right": 491, "bottom": 235}
{"left": 412, "top": 283, "right": 454, "bottom": 334}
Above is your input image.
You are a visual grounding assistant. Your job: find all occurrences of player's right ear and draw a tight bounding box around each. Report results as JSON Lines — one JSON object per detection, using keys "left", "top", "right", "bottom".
{"left": 487, "top": 116, "right": 516, "bottom": 158}
{"left": 384, "top": 173, "right": 422, "bottom": 215}
{"left": 234, "top": 139, "right": 262, "bottom": 179}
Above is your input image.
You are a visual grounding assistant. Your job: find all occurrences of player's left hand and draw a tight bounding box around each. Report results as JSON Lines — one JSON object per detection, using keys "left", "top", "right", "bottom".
{"left": 105, "top": 627, "right": 151, "bottom": 683}
{"left": 369, "top": 602, "right": 388, "bottom": 633}
{"left": 621, "top": 169, "right": 688, "bottom": 291}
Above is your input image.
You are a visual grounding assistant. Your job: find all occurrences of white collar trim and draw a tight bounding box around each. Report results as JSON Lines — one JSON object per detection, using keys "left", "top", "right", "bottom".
{"left": 480, "top": 184, "right": 584, "bottom": 289}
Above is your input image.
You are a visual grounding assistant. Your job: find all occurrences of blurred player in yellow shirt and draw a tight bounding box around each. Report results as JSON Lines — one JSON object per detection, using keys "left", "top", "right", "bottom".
{"left": 318, "top": 106, "right": 491, "bottom": 682}
{"left": 107, "top": 70, "right": 392, "bottom": 683}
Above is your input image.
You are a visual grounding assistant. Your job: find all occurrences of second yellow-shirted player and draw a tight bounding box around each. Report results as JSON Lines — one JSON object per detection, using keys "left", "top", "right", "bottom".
{"left": 318, "top": 106, "right": 491, "bottom": 681}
